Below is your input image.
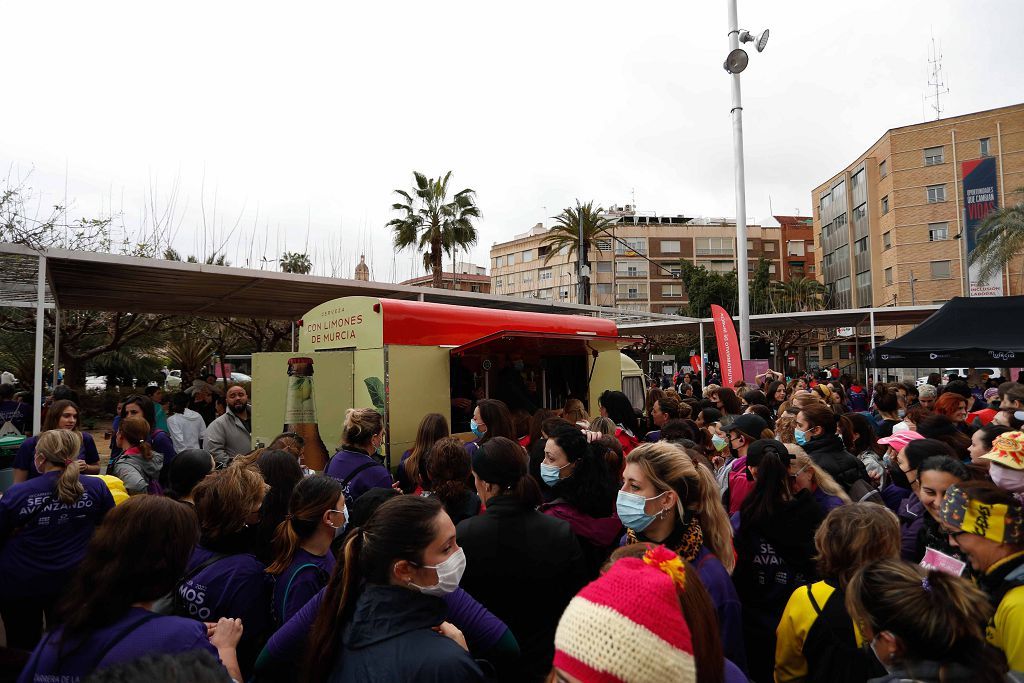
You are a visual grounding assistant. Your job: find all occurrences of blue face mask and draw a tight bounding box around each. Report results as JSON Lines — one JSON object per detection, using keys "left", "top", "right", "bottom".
{"left": 794, "top": 428, "right": 809, "bottom": 446}
{"left": 616, "top": 490, "right": 667, "bottom": 532}
{"left": 711, "top": 434, "right": 728, "bottom": 451}
{"left": 470, "top": 419, "right": 485, "bottom": 439}
{"left": 540, "top": 462, "right": 570, "bottom": 487}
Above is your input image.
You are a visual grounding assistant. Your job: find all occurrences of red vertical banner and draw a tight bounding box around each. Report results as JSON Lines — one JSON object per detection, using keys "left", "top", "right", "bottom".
{"left": 711, "top": 304, "right": 743, "bottom": 387}
{"left": 689, "top": 355, "right": 701, "bottom": 373}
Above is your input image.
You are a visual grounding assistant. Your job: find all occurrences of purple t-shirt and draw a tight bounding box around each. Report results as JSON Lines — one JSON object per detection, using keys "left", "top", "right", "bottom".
{"left": 324, "top": 448, "right": 392, "bottom": 503}
{"left": 262, "top": 586, "right": 508, "bottom": 663}
{"left": 271, "top": 547, "right": 335, "bottom": 625}
{"left": 17, "top": 608, "right": 218, "bottom": 683}
{"left": 13, "top": 433, "right": 100, "bottom": 479}
{"left": 0, "top": 399, "right": 30, "bottom": 434}
{"left": 0, "top": 471, "right": 115, "bottom": 600}
{"left": 180, "top": 545, "right": 272, "bottom": 673}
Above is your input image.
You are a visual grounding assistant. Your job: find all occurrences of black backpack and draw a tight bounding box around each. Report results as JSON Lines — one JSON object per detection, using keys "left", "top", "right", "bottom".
{"left": 802, "top": 583, "right": 886, "bottom": 683}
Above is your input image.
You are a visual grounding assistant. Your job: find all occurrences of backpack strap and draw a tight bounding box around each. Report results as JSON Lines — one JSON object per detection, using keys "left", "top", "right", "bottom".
{"left": 341, "top": 460, "right": 380, "bottom": 488}
{"left": 806, "top": 584, "right": 823, "bottom": 616}
{"left": 278, "top": 562, "right": 328, "bottom": 625}
{"left": 85, "top": 612, "right": 163, "bottom": 672}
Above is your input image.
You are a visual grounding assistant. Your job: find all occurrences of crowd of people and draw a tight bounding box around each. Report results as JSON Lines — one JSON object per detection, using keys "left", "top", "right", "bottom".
{"left": 2, "top": 366, "right": 1024, "bottom": 682}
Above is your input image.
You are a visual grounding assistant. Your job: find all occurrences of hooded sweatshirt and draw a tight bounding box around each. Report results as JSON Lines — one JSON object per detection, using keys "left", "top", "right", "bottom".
{"left": 111, "top": 447, "right": 163, "bottom": 495}
{"left": 327, "top": 585, "right": 485, "bottom": 683}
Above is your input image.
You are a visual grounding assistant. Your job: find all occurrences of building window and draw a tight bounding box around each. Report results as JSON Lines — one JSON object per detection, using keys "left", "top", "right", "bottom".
{"left": 662, "top": 284, "right": 682, "bottom": 298}
{"left": 820, "top": 192, "right": 831, "bottom": 212}
{"left": 980, "top": 138, "right": 991, "bottom": 157}
{"left": 559, "top": 289, "right": 569, "bottom": 300}
{"left": 746, "top": 240, "right": 754, "bottom": 251}
{"left": 856, "top": 271, "right": 871, "bottom": 288}
{"left": 929, "top": 222, "right": 949, "bottom": 241}
{"left": 924, "top": 146, "right": 945, "bottom": 166}
{"left": 822, "top": 345, "right": 834, "bottom": 360}
{"left": 832, "top": 179, "right": 846, "bottom": 199}
{"left": 807, "top": 244, "right": 815, "bottom": 252}
{"left": 930, "top": 260, "right": 952, "bottom": 280}
{"left": 879, "top": 159, "right": 888, "bottom": 178}
{"left": 521, "top": 271, "right": 533, "bottom": 284}
{"left": 695, "top": 237, "right": 733, "bottom": 256}
{"left": 616, "top": 284, "right": 648, "bottom": 300}
{"left": 594, "top": 238, "right": 612, "bottom": 251}
{"left": 507, "top": 273, "right": 516, "bottom": 285}
{"left": 539, "top": 268, "right": 553, "bottom": 281}
{"left": 808, "top": 264, "right": 816, "bottom": 273}
{"left": 854, "top": 237, "right": 868, "bottom": 254}
{"left": 506, "top": 253, "right": 516, "bottom": 266}
{"left": 615, "top": 237, "right": 647, "bottom": 256}
{"left": 595, "top": 283, "right": 612, "bottom": 295}
{"left": 616, "top": 260, "right": 647, "bottom": 277}
{"left": 537, "top": 288, "right": 552, "bottom": 300}
{"left": 596, "top": 261, "right": 612, "bottom": 273}
{"left": 883, "top": 231, "right": 892, "bottom": 250}
{"left": 521, "top": 250, "right": 535, "bottom": 263}
{"left": 495, "top": 278, "right": 503, "bottom": 288}
{"left": 494, "top": 255, "right": 505, "bottom": 268}
{"left": 927, "top": 185, "right": 946, "bottom": 203}
{"left": 885, "top": 267, "right": 893, "bottom": 285}
{"left": 854, "top": 203, "right": 867, "bottom": 222}
{"left": 661, "top": 306, "right": 681, "bottom": 315}
{"left": 787, "top": 240, "right": 805, "bottom": 256}
{"left": 764, "top": 241, "right": 776, "bottom": 252}
{"left": 768, "top": 264, "right": 777, "bottom": 274}
{"left": 660, "top": 240, "right": 681, "bottom": 253}
{"left": 881, "top": 195, "right": 889, "bottom": 214}
{"left": 851, "top": 168, "right": 864, "bottom": 188}
{"left": 470, "top": 284, "right": 481, "bottom": 293}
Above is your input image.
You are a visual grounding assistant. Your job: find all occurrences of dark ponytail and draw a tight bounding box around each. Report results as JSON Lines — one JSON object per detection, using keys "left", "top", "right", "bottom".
{"left": 304, "top": 495, "right": 443, "bottom": 682}
{"left": 266, "top": 475, "right": 344, "bottom": 575}
{"left": 472, "top": 436, "right": 542, "bottom": 508}
{"left": 739, "top": 449, "right": 792, "bottom": 525}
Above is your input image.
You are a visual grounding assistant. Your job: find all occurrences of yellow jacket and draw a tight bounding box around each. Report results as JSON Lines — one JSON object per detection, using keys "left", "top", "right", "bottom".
{"left": 775, "top": 581, "right": 868, "bottom": 682}
{"left": 86, "top": 474, "right": 130, "bottom": 505}
{"left": 985, "top": 551, "right": 1024, "bottom": 672}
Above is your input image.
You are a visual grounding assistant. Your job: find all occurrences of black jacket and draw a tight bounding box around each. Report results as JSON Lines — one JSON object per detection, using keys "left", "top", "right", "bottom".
{"left": 328, "top": 585, "right": 484, "bottom": 683}
{"left": 456, "top": 495, "right": 587, "bottom": 683}
{"left": 802, "top": 434, "right": 869, "bottom": 492}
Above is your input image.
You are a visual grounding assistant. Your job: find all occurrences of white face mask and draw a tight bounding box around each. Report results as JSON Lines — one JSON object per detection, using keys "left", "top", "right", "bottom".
{"left": 328, "top": 505, "right": 349, "bottom": 538}
{"left": 991, "top": 465, "right": 1024, "bottom": 494}
{"left": 411, "top": 547, "right": 467, "bottom": 596}
{"left": 869, "top": 632, "right": 896, "bottom": 675}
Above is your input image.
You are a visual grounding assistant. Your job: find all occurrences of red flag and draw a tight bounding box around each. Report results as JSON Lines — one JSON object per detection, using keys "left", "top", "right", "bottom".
{"left": 711, "top": 304, "right": 743, "bottom": 387}
{"left": 690, "top": 355, "right": 701, "bottom": 373}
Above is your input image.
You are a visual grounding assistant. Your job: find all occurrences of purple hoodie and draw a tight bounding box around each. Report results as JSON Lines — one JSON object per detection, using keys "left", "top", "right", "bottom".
{"left": 897, "top": 493, "right": 927, "bottom": 561}
{"left": 0, "top": 471, "right": 115, "bottom": 600}
{"left": 18, "top": 608, "right": 218, "bottom": 683}
{"left": 324, "top": 448, "right": 393, "bottom": 503}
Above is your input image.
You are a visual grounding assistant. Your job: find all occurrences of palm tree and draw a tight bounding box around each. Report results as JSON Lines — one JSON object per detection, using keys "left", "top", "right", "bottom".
{"left": 280, "top": 251, "right": 313, "bottom": 275}
{"left": 387, "top": 172, "right": 481, "bottom": 289}
{"left": 770, "top": 277, "right": 827, "bottom": 313}
{"left": 969, "top": 187, "right": 1024, "bottom": 283}
{"left": 542, "top": 201, "right": 614, "bottom": 304}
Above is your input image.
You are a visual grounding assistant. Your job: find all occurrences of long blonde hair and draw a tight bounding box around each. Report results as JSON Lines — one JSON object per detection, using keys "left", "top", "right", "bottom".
{"left": 625, "top": 442, "right": 735, "bottom": 573}
{"left": 562, "top": 398, "right": 590, "bottom": 426}
{"left": 788, "top": 448, "right": 852, "bottom": 504}
{"left": 36, "top": 429, "right": 85, "bottom": 505}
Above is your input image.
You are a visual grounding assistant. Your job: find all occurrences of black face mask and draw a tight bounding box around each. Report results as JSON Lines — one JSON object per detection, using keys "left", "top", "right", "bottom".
{"left": 888, "top": 464, "right": 912, "bottom": 490}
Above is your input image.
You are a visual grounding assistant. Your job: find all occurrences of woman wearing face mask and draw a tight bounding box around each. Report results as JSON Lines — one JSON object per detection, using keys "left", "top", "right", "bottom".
{"left": 0, "top": 430, "right": 115, "bottom": 652}
{"left": 941, "top": 482, "right": 1024, "bottom": 671}
{"left": 877, "top": 430, "right": 925, "bottom": 510}
{"left": 908, "top": 456, "right": 971, "bottom": 573}
{"left": 179, "top": 460, "right": 272, "bottom": 678}
{"left": 786, "top": 449, "right": 851, "bottom": 512}
{"left": 795, "top": 404, "right": 870, "bottom": 497}
{"left": 12, "top": 399, "right": 100, "bottom": 483}
{"left": 732, "top": 440, "right": 825, "bottom": 682}
{"left": 266, "top": 475, "right": 346, "bottom": 626}
{"left": 538, "top": 425, "right": 621, "bottom": 578}
{"left": 598, "top": 390, "right": 642, "bottom": 455}
{"left": 619, "top": 442, "right": 746, "bottom": 672}
{"left": 304, "top": 495, "right": 484, "bottom": 683}
{"left": 720, "top": 414, "right": 772, "bottom": 514}
{"left": 982, "top": 431, "right": 1024, "bottom": 498}
{"left": 465, "top": 398, "right": 517, "bottom": 457}
{"left": 325, "top": 408, "right": 392, "bottom": 505}
{"left": 845, "top": 559, "right": 1008, "bottom": 683}
{"left": 459, "top": 437, "right": 587, "bottom": 682}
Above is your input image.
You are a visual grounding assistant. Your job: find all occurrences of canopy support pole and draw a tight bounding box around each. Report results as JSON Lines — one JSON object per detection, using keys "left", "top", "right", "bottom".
{"left": 869, "top": 310, "right": 876, "bottom": 389}
{"left": 33, "top": 254, "right": 47, "bottom": 435}
{"left": 52, "top": 308, "right": 61, "bottom": 387}
{"left": 698, "top": 321, "right": 706, "bottom": 390}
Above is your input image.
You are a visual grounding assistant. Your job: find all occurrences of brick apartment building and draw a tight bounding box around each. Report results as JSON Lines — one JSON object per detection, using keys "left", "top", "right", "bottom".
{"left": 489, "top": 206, "right": 784, "bottom": 314}
{"left": 774, "top": 215, "right": 814, "bottom": 280}
{"left": 812, "top": 102, "right": 1024, "bottom": 309}
{"left": 399, "top": 262, "right": 491, "bottom": 293}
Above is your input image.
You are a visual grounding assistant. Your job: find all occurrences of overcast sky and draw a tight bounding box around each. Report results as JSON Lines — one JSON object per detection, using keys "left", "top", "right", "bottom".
{"left": 3, "top": 1, "right": 1022, "bottom": 283}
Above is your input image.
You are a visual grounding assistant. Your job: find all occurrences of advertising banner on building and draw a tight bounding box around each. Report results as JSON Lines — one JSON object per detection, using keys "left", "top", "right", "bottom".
{"left": 962, "top": 157, "right": 1003, "bottom": 297}
{"left": 710, "top": 304, "right": 743, "bottom": 387}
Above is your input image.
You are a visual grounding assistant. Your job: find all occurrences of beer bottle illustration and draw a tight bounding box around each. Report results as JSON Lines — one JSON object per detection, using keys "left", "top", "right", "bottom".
{"left": 284, "top": 357, "right": 330, "bottom": 471}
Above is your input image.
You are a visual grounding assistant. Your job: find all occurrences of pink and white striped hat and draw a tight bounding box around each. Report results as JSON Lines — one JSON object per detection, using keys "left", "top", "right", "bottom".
{"left": 553, "top": 546, "right": 696, "bottom": 682}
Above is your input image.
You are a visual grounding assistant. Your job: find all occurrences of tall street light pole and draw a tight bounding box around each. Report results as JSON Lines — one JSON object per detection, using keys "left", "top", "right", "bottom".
{"left": 727, "top": 0, "right": 750, "bottom": 360}
{"left": 723, "top": 3, "right": 768, "bottom": 360}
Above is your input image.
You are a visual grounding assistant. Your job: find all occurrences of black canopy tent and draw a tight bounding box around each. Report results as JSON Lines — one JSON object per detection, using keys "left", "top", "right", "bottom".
{"left": 868, "top": 296, "right": 1024, "bottom": 367}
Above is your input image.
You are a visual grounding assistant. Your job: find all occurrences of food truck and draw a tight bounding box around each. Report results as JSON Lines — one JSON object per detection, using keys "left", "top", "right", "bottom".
{"left": 251, "top": 296, "right": 644, "bottom": 471}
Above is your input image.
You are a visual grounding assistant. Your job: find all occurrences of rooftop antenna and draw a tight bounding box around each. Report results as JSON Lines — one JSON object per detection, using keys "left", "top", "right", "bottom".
{"left": 926, "top": 33, "right": 949, "bottom": 121}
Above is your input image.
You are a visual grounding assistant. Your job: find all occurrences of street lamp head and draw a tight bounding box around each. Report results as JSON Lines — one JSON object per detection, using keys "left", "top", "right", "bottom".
{"left": 739, "top": 28, "right": 770, "bottom": 53}
{"left": 723, "top": 48, "right": 749, "bottom": 74}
